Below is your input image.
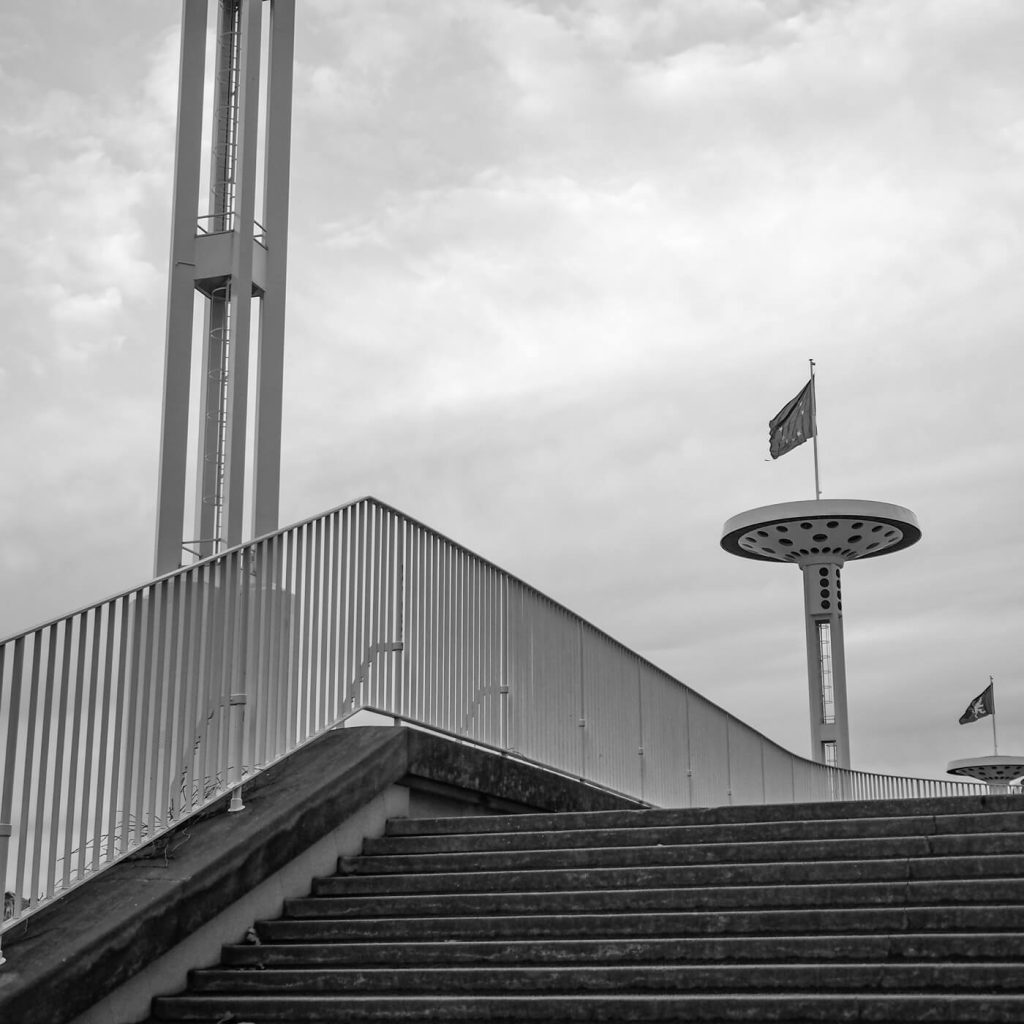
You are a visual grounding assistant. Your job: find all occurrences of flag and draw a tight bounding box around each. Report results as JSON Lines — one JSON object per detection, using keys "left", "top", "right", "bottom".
{"left": 959, "top": 682, "right": 995, "bottom": 725}
{"left": 769, "top": 379, "right": 816, "bottom": 459}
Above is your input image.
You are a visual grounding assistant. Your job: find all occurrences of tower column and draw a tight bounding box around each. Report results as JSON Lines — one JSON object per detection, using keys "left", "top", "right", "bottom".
{"left": 799, "top": 557, "right": 850, "bottom": 769}
{"left": 154, "top": 0, "right": 210, "bottom": 577}
{"left": 219, "top": 0, "right": 263, "bottom": 553}
{"left": 252, "top": 0, "right": 295, "bottom": 539}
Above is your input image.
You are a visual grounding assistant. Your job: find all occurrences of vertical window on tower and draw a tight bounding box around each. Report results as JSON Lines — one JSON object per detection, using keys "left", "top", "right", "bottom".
{"left": 818, "top": 620, "right": 835, "bottom": 724}
{"left": 822, "top": 740, "right": 838, "bottom": 768}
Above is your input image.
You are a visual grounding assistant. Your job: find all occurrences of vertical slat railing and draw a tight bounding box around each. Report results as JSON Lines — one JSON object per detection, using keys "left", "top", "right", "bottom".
{"left": 105, "top": 600, "right": 128, "bottom": 861}
{"left": 31, "top": 627, "right": 58, "bottom": 909}
{"left": 324, "top": 513, "right": 340, "bottom": 727}
{"left": 0, "top": 495, "right": 999, "bottom": 937}
{"left": 146, "top": 584, "right": 167, "bottom": 841}
{"left": 269, "top": 536, "right": 287, "bottom": 762}
{"left": 0, "top": 637, "right": 22, "bottom": 957}
{"left": 91, "top": 604, "right": 113, "bottom": 874}
{"left": 62, "top": 613, "right": 87, "bottom": 890}
{"left": 13, "top": 633, "right": 39, "bottom": 914}
{"left": 122, "top": 594, "right": 144, "bottom": 849}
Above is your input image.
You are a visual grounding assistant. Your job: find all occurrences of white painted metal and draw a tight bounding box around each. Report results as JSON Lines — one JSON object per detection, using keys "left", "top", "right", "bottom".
{"left": 155, "top": 0, "right": 210, "bottom": 577}
{"left": 800, "top": 561, "right": 851, "bottom": 767}
{"left": 947, "top": 756, "right": 1024, "bottom": 785}
{"left": 0, "top": 825, "right": 8, "bottom": 965}
{"left": 578, "top": 630, "right": 641, "bottom": 794}
{"left": 0, "top": 497, "right": 994, "bottom": 938}
{"left": 721, "top": 500, "right": 921, "bottom": 563}
{"left": 251, "top": 0, "right": 294, "bottom": 540}
{"left": 219, "top": 0, "right": 262, "bottom": 552}
{"left": 636, "top": 665, "right": 690, "bottom": 807}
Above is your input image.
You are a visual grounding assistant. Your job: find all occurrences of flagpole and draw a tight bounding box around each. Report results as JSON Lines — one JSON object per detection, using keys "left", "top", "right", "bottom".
{"left": 990, "top": 675, "right": 998, "bottom": 755}
{"left": 810, "top": 358, "right": 821, "bottom": 500}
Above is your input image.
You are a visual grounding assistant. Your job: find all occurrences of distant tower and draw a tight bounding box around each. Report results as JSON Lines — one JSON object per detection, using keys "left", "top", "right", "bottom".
{"left": 721, "top": 500, "right": 921, "bottom": 769}
{"left": 154, "top": 0, "right": 295, "bottom": 575}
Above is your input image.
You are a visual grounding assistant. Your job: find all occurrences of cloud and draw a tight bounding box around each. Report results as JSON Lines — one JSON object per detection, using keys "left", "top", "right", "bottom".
{"left": 0, "top": 80, "right": 170, "bottom": 364}
{"left": 0, "top": 12, "right": 178, "bottom": 630}
{"left": 0, "top": 0, "right": 1021, "bottom": 788}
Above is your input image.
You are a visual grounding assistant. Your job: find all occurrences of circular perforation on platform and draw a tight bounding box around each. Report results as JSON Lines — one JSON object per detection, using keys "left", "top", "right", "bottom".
{"left": 733, "top": 516, "right": 903, "bottom": 562}
{"left": 947, "top": 761, "right": 1024, "bottom": 783}
{"left": 722, "top": 501, "right": 921, "bottom": 564}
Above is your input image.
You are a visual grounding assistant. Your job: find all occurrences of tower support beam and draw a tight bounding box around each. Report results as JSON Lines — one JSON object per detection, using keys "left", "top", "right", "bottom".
{"left": 219, "top": 0, "right": 263, "bottom": 552}
{"left": 155, "top": 0, "right": 211, "bottom": 577}
{"left": 252, "top": 0, "right": 294, "bottom": 540}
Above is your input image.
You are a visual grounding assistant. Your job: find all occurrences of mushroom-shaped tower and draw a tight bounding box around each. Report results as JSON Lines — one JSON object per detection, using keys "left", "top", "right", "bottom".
{"left": 721, "top": 499, "right": 921, "bottom": 770}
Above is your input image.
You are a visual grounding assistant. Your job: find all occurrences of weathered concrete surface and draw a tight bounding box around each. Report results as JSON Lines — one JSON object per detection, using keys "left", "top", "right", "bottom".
{"left": 385, "top": 790, "right": 1024, "bottom": 834}
{"left": 0, "top": 727, "right": 641, "bottom": 1024}
{"left": 0, "top": 728, "right": 406, "bottom": 1024}
{"left": 150, "top": 795, "right": 1024, "bottom": 1023}
{"left": 403, "top": 729, "right": 642, "bottom": 815}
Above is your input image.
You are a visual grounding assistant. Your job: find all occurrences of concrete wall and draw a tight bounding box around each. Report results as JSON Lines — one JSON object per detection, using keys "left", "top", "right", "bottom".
{"left": 73, "top": 785, "right": 410, "bottom": 1024}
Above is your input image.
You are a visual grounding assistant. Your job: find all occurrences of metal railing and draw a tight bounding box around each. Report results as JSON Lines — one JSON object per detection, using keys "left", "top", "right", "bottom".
{"left": 0, "top": 497, "right": 993, "bottom": 939}
{"left": 195, "top": 213, "right": 267, "bottom": 246}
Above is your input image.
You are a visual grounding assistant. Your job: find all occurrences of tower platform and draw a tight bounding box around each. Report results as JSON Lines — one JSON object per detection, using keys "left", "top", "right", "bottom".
{"left": 947, "top": 755, "right": 1024, "bottom": 787}
{"left": 721, "top": 499, "right": 921, "bottom": 565}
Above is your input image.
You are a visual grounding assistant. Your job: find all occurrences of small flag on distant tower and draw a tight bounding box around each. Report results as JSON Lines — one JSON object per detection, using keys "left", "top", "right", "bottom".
{"left": 959, "top": 681, "right": 995, "bottom": 725}
{"left": 769, "top": 378, "right": 816, "bottom": 459}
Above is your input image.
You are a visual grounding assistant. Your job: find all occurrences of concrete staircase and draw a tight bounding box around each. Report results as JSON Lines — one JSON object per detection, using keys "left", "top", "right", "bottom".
{"left": 151, "top": 795, "right": 1024, "bottom": 1022}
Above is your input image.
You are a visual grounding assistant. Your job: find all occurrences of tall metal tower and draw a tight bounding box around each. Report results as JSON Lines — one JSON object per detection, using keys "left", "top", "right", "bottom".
{"left": 154, "top": 0, "right": 295, "bottom": 575}
{"left": 721, "top": 499, "right": 921, "bottom": 769}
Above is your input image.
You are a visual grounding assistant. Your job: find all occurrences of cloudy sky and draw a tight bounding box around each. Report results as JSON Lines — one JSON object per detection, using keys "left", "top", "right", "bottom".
{"left": 0, "top": 0, "right": 1020, "bottom": 784}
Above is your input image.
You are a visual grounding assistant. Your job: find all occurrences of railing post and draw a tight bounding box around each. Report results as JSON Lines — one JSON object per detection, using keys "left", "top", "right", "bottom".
{"left": 228, "top": 693, "right": 247, "bottom": 812}
{"left": 0, "top": 822, "right": 11, "bottom": 965}
{"left": 499, "top": 578, "right": 510, "bottom": 752}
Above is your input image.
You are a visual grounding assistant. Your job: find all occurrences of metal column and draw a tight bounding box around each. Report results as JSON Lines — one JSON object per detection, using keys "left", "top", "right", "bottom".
{"left": 800, "top": 559, "right": 851, "bottom": 769}
{"left": 252, "top": 0, "right": 294, "bottom": 541}
{"left": 154, "top": 0, "right": 210, "bottom": 577}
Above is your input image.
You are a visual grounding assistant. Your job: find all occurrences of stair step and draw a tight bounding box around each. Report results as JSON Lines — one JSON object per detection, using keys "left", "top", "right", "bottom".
{"left": 149, "top": 798, "right": 1024, "bottom": 1023}
{"left": 347, "top": 831, "right": 1024, "bottom": 875}
{"left": 257, "top": 904, "right": 1024, "bottom": 942}
{"left": 367, "top": 810, "right": 1024, "bottom": 855}
{"left": 382, "top": 795, "right": 1024, "bottom": 837}
{"left": 313, "top": 853, "right": 1024, "bottom": 897}
{"left": 151, "top": 991, "right": 1024, "bottom": 1022}
{"left": 188, "top": 962, "right": 1024, "bottom": 994}
{"left": 221, "top": 932, "right": 1024, "bottom": 968}
{"left": 283, "top": 878, "right": 1024, "bottom": 920}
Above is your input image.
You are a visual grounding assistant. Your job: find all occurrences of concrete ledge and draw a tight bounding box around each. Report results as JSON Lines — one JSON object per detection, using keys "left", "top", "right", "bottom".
{"left": 0, "top": 726, "right": 642, "bottom": 1024}
{"left": 403, "top": 730, "right": 644, "bottom": 815}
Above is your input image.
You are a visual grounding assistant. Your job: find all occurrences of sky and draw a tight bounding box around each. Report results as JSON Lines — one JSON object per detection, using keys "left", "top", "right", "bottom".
{"left": 0, "top": 0, "right": 1020, "bottom": 784}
